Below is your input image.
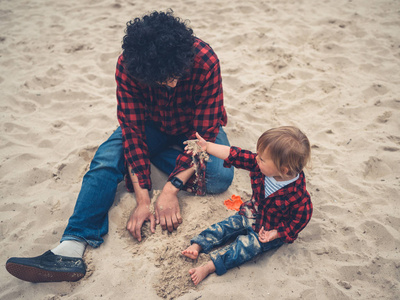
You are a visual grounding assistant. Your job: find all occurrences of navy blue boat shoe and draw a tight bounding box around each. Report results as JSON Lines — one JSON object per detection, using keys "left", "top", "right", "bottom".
{"left": 5, "top": 250, "right": 86, "bottom": 282}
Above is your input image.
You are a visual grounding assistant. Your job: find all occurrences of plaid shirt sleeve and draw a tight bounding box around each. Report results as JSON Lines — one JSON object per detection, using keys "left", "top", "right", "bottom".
{"left": 115, "top": 55, "right": 152, "bottom": 190}
{"left": 168, "top": 51, "right": 226, "bottom": 182}
{"left": 276, "top": 190, "right": 313, "bottom": 243}
{"left": 223, "top": 146, "right": 257, "bottom": 171}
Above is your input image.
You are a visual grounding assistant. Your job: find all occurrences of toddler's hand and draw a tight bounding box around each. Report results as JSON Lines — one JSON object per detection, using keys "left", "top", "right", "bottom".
{"left": 195, "top": 132, "right": 207, "bottom": 152}
{"left": 258, "top": 227, "right": 278, "bottom": 243}
{"left": 184, "top": 132, "right": 207, "bottom": 154}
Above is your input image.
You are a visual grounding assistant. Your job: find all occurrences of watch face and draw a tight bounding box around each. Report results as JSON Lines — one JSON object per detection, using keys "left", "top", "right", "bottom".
{"left": 171, "top": 177, "right": 183, "bottom": 189}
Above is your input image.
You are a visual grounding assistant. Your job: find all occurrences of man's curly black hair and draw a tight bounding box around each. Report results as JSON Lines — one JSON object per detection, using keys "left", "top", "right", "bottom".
{"left": 122, "top": 10, "right": 195, "bottom": 86}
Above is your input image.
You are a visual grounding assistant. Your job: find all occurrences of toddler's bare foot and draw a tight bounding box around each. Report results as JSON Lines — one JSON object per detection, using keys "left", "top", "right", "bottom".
{"left": 181, "top": 243, "right": 201, "bottom": 260}
{"left": 189, "top": 260, "right": 216, "bottom": 285}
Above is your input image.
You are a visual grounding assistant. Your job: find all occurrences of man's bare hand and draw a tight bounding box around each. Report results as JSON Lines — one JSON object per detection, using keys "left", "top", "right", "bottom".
{"left": 155, "top": 184, "right": 182, "bottom": 232}
{"left": 127, "top": 203, "right": 155, "bottom": 242}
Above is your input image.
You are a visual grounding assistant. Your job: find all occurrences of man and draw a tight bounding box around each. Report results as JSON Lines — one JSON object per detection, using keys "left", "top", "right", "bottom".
{"left": 5, "top": 10, "right": 233, "bottom": 283}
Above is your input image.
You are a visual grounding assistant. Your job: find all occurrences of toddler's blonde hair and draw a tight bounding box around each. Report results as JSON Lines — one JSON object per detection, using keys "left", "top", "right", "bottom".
{"left": 256, "top": 126, "right": 311, "bottom": 177}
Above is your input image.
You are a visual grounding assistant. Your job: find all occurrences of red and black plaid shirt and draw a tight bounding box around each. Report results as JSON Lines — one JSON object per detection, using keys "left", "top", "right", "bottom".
{"left": 116, "top": 38, "right": 227, "bottom": 191}
{"left": 224, "top": 147, "right": 313, "bottom": 243}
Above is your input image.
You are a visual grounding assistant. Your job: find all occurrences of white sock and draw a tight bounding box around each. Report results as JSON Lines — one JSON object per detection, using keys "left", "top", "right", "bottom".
{"left": 51, "top": 240, "right": 87, "bottom": 258}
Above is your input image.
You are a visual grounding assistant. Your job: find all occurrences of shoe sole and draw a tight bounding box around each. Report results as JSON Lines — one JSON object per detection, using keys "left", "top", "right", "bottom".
{"left": 6, "top": 262, "right": 85, "bottom": 282}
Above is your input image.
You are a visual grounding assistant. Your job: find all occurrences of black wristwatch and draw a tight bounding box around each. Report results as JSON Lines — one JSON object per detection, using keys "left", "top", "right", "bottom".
{"left": 169, "top": 177, "right": 184, "bottom": 190}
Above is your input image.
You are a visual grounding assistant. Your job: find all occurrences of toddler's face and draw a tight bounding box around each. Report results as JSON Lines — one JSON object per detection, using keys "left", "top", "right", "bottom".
{"left": 256, "top": 149, "right": 282, "bottom": 179}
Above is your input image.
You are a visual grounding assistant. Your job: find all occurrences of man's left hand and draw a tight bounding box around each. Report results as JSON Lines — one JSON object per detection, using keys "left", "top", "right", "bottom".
{"left": 155, "top": 183, "right": 183, "bottom": 232}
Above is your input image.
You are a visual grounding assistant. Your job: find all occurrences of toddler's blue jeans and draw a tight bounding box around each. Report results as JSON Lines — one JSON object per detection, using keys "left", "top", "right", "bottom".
{"left": 191, "top": 214, "right": 284, "bottom": 275}
{"left": 61, "top": 125, "right": 234, "bottom": 247}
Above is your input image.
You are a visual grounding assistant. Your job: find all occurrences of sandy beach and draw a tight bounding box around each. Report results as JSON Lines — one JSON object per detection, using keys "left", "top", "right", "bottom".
{"left": 1, "top": 0, "right": 399, "bottom": 299}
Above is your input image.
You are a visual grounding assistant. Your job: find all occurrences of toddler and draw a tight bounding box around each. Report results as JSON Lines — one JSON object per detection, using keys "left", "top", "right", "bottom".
{"left": 182, "top": 126, "right": 313, "bottom": 285}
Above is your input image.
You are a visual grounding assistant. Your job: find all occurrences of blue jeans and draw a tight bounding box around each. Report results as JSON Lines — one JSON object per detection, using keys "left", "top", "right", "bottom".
{"left": 62, "top": 126, "right": 234, "bottom": 247}
{"left": 191, "top": 214, "right": 284, "bottom": 275}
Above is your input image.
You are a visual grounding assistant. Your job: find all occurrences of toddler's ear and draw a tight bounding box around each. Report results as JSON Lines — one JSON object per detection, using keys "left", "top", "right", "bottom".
{"left": 281, "top": 166, "right": 289, "bottom": 176}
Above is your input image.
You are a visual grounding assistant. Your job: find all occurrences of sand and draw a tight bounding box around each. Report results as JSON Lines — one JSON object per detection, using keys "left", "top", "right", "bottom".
{"left": 1, "top": 0, "right": 399, "bottom": 299}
